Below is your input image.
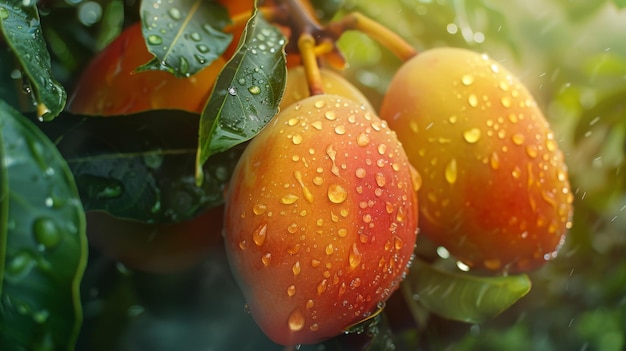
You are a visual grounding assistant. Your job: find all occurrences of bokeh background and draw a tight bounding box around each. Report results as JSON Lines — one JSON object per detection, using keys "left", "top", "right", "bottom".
{"left": 30, "top": 0, "right": 626, "bottom": 350}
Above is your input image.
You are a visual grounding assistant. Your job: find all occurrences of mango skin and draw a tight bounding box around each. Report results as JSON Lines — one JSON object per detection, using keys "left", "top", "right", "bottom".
{"left": 224, "top": 94, "right": 419, "bottom": 345}
{"left": 280, "top": 66, "right": 374, "bottom": 111}
{"left": 380, "top": 47, "right": 573, "bottom": 273}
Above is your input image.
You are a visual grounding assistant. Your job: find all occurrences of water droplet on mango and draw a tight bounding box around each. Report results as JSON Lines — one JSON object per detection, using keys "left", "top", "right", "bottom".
{"left": 463, "top": 128, "right": 481, "bottom": 143}
{"left": 252, "top": 223, "right": 267, "bottom": 246}
{"left": 445, "top": 158, "right": 458, "bottom": 184}
{"left": 327, "top": 184, "right": 348, "bottom": 203}
{"left": 288, "top": 309, "right": 305, "bottom": 331}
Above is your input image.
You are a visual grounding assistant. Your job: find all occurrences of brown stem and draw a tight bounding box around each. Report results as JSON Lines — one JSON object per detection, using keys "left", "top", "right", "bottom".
{"left": 328, "top": 12, "right": 418, "bottom": 62}
{"left": 298, "top": 33, "right": 325, "bottom": 96}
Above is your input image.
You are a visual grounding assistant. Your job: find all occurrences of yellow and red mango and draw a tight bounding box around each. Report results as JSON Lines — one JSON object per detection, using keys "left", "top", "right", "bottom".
{"left": 280, "top": 66, "right": 373, "bottom": 111}
{"left": 67, "top": 23, "right": 226, "bottom": 115}
{"left": 224, "top": 94, "right": 419, "bottom": 345}
{"left": 380, "top": 47, "right": 573, "bottom": 273}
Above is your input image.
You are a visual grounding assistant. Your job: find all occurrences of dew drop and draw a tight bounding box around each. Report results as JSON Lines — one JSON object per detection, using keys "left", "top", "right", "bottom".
{"left": 377, "top": 144, "right": 387, "bottom": 155}
{"left": 375, "top": 173, "right": 386, "bottom": 187}
{"left": 253, "top": 203, "right": 267, "bottom": 215}
{"left": 395, "top": 236, "right": 404, "bottom": 250}
{"left": 355, "top": 168, "right": 366, "bottom": 179}
{"left": 252, "top": 223, "right": 267, "bottom": 246}
{"left": 325, "top": 244, "right": 334, "bottom": 255}
{"left": 292, "top": 261, "right": 301, "bottom": 276}
{"left": 385, "top": 202, "right": 395, "bottom": 214}
{"left": 461, "top": 74, "right": 474, "bottom": 86}
{"left": 468, "top": 94, "right": 478, "bottom": 107}
{"left": 311, "top": 121, "right": 323, "bottom": 130}
{"left": 317, "top": 279, "right": 328, "bottom": 294}
{"left": 512, "top": 166, "right": 522, "bottom": 179}
{"left": 356, "top": 133, "right": 370, "bottom": 146}
{"left": 147, "top": 34, "right": 162, "bottom": 45}
{"left": 338, "top": 228, "right": 348, "bottom": 237}
{"left": 327, "top": 184, "right": 348, "bottom": 204}
{"left": 526, "top": 145, "right": 538, "bottom": 158}
{"left": 288, "top": 309, "right": 305, "bottom": 331}
{"left": 490, "top": 152, "right": 500, "bottom": 170}
{"left": 261, "top": 253, "right": 271, "bottom": 266}
{"left": 287, "top": 223, "right": 298, "bottom": 234}
{"left": 227, "top": 86, "right": 237, "bottom": 96}
{"left": 546, "top": 139, "right": 557, "bottom": 152}
{"left": 396, "top": 206, "right": 406, "bottom": 223}
{"left": 190, "top": 32, "right": 201, "bottom": 41}
{"left": 7, "top": 251, "right": 36, "bottom": 278}
{"left": 313, "top": 176, "right": 324, "bottom": 186}
{"left": 512, "top": 133, "right": 525, "bottom": 145}
{"left": 349, "top": 243, "right": 362, "bottom": 269}
{"left": 445, "top": 158, "right": 458, "bottom": 184}
{"left": 334, "top": 125, "right": 346, "bottom": 135}
{"left": 500, "top": 97, "right": 511, "bottom": 108}
{"left": 314, "top": 100, "right": 326, "bottom": 109}
{"left": 281, "top": 194, "right": 299, "bottom": 205}
{"left": 195, "top": 43, "right": 210, "bottom": 54}
{"left": 33, "top": 217, "right": 61, "bottom": 250}
{"left": 287, "top": 285, "right": 296, "bottom": 297}
{"left": 248, "top": 85, "right": 261, "bottom": 95}
{"left": 463, "top": 128, "right": 481, "bottom": 143}
{"left": 168, "top": 7, "right": 181, "bottom": 20}
{"left": 292, "top": 134, "right": 303, "bottom": 145}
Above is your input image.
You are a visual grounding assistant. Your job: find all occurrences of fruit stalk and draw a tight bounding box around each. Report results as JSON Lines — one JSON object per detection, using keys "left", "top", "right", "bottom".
{"left": 329, "top": 12, "right": 417, "bottom": 62}
{"left": 297, "top": 33, "right": 325, "bottom": 96}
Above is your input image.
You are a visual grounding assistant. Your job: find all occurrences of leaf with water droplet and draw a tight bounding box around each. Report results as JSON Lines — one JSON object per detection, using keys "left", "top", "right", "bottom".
{"left": 0, "top": 2, "right": 66, "bottom": 120}
{"left": 402, "top": 259, "right": 531, "bottom": 324}
{"left": 0, "top": 100, "right": 86, "bottom": 350}
{"left": 137, "top": 0, "right": 232, "bottom": 77}
{"left": 195, "top": 11, "right": 286, "bottom": 185}
{"left": 38, "top": 110, "right": 241, "bottom": 222}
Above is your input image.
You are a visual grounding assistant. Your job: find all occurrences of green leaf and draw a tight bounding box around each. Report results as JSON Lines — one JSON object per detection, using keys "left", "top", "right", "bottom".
{"left": 402, "top": 259, "right": 531, "bottom": 324}
{"left": 195, "top": 10, "right": 286, "bottom": 184}
{"left": 138, "top": 0, "right": 233, "bottom": 77}
{"left": 0, "top": 1, "right": 66, "bottom": 120}
{"left": 38, "top": 111, "right": 243, "bottom": 223}
{"left": 0, "top": 100, "right": 86, "bottom": 350}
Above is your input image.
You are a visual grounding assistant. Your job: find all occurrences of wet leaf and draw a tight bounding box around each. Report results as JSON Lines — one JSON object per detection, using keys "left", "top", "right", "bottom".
{"left": 195, "top": 10, "right": 286, "bottom": 184}
{"left": 38, "top": 110, "right": 243, "bottom": 223}
{"left": 0, "top": 100, "right": 86, "bottom": 350}
{"left": 138, "top": 0, "right": 232, "bottom": 77}
{"left": 403, "top": 259, "right": 531, "bottom": 324}
{"left": 0, "top": 1, "right": 66, "bottom": 120}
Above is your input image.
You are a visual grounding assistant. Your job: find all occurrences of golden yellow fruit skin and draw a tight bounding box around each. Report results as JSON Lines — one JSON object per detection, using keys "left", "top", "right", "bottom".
{"left": 280, "top": 66, "right": 373, "bottom": 111}
{"left": 380, "top": 47, "right": 573, "bottom": 273}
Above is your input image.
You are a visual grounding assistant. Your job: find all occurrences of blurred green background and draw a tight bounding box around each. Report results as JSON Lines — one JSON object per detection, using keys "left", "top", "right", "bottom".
{"left": 22, "top": 0, "right": 626, "bottom": 350}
